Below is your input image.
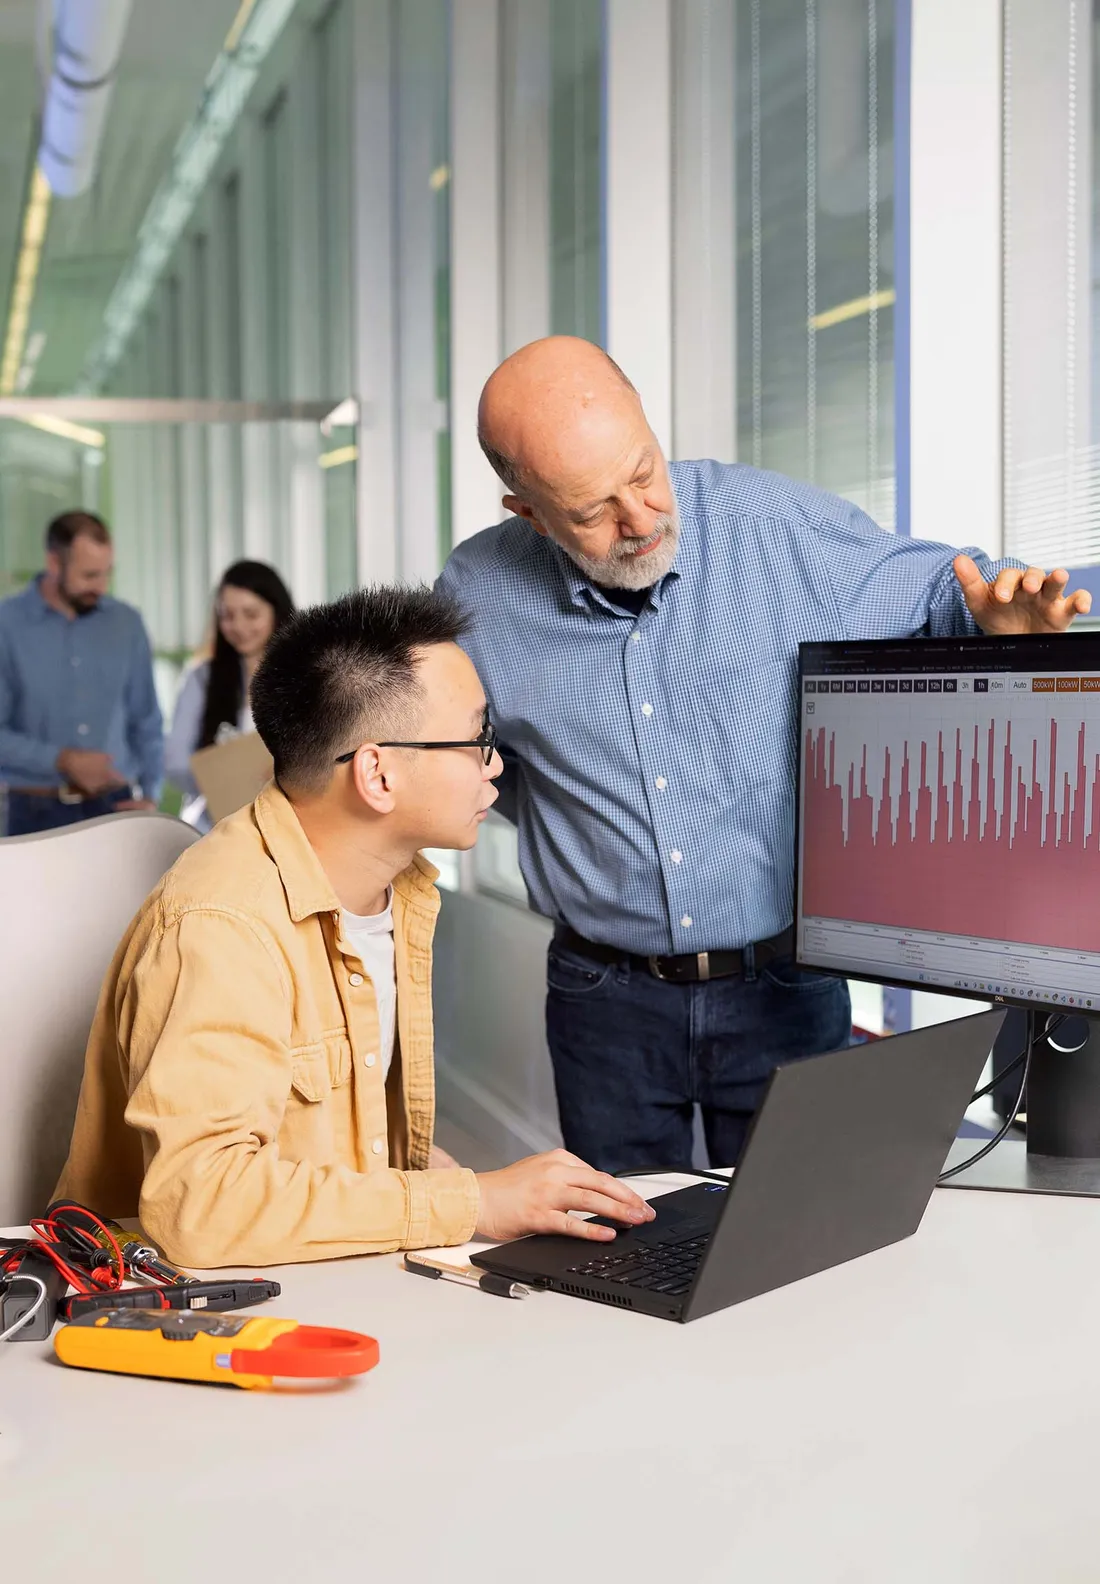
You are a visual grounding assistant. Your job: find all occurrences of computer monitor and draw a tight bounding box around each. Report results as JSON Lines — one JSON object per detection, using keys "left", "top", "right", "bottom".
{"left": 795, "top": 632, "right": 1100, "bottom": 1012}
{"left": 794, "top": 632, "right": 1100, "bottom": 1197}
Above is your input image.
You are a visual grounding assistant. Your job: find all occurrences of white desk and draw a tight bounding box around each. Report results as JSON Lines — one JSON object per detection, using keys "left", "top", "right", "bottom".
{"left": 3, "top": 1182, "right": 1099, "bottom": 1583}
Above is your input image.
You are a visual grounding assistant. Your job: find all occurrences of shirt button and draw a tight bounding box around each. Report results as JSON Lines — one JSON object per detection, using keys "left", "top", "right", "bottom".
{"left": 671, "top": 850, "right": 682, "bottom": 864}
{"left": 631, "top": 631, "right": 642, "bottom": 643}
{"left": 349, "top": 972, "right": 364, "bottom": 987}
{"left": 77, "top": 724, "right": 89, "bottom": 736}
{"left": 364, "top": 1052, "right": 377, "bottom": 1068}
{"left": 655, "top": 776, "right": 667, "bottom": 790}
{"left": 641, "top": 703, "right": 653, "bottom": 717}
{"left": 681, "top": 914, "right": 693, "bottom": 928}
{"left": 371, "top": 1138, "right": 385, "bottom": 1155}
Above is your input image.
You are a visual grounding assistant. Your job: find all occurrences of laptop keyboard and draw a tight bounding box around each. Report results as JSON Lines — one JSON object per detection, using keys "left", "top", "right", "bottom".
{"left": 565, "top": 1217, "right": 712, "bottom": 1298}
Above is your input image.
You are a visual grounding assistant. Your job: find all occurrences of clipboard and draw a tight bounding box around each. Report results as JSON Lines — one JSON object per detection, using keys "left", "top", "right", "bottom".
{"left": 189, "top": 731, "right": 273, "bottom": 823}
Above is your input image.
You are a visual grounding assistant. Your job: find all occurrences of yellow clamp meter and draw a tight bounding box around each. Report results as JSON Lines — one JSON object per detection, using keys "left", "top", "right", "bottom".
{"left": 55, "top": 1307, "right": 380, "bottom": 1389}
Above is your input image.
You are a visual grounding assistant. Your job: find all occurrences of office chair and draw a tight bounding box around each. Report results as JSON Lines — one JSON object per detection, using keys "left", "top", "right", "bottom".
{"left": 0, "top": 810, "right": 199, "bottom": 1225}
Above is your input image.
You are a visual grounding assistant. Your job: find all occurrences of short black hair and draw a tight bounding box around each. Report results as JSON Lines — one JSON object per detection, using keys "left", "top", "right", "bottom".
{"left": 46, "top": 510, "right": 110, "bottom": 555}
{"left": 250, "top": 585, "right": 471, "bottom": 792}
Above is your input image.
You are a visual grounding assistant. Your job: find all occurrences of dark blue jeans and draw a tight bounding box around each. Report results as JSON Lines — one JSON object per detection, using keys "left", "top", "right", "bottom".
{"left": 545, "top": 935, "right": 852, "bottom": 1172}
{"left": 4, "top": 786, "right": 132, "bottom": 837}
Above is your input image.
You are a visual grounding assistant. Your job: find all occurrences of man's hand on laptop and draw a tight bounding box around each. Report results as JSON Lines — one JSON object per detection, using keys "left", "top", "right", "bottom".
{"left": 475, "top": 1150, "right": 657, "bottom": 1242}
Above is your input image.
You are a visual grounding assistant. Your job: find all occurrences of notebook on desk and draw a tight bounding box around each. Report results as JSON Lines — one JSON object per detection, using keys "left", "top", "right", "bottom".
{"left": 472, "top": 1010, "right": 1005, "bottom": 1323}
{"left": 189, "top": 732, "right": 273, "bottom": 824}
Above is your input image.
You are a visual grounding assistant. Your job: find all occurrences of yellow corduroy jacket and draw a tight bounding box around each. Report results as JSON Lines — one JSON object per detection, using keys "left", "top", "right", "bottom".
{"left": 55, "top": 781, "right": 480, "bottom": 1267}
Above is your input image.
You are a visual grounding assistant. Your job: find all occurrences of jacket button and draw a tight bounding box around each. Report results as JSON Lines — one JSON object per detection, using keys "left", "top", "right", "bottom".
{"left": 349, "top": 972, "right": 364, "bottom": 987}
{"left": 371, "top": 1138, "right": 385, "bottom": 1155}
{"left": 364, "top": 1052, "right": 377, "bottom": 1068}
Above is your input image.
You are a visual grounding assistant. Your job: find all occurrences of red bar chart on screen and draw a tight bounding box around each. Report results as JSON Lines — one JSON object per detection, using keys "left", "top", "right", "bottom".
{"left": 800, "top": 688, "right": 1100, "bottom": 955}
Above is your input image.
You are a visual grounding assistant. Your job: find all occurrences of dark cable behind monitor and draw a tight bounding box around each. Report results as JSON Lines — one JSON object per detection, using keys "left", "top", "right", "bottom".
{"left": 939, "top": 1010, "right": 1061, "bottom": 1183}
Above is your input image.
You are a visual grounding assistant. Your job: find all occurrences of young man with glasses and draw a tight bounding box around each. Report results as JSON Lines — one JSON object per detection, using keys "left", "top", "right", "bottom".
{"left": 56, "top": 586, "right": 652, "bottom": 1267}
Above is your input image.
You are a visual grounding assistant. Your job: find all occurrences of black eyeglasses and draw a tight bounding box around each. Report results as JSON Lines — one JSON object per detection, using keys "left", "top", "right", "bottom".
{"left": 335, "top": 717, "right": 498, "bottom": 768}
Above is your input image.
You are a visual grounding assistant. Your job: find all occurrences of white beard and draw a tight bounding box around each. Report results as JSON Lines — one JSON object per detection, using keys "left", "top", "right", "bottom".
{"left": 559, "top": 510, "right": 680, "bottom": 591}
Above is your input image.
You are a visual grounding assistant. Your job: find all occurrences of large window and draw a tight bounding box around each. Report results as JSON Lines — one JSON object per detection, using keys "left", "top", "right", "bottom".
{"left": 1002, "top": 0, "right": 1097, "bottom": 577}
{"left": 672, "top": 0, "right": 896, "bottom": 527}
{"left": 474, "top": 1, "right": 900, "bottom": 910}
{"left": 0, "top": 424, "right": 89, "bottom": 597}
{"left": 463, "top": 0, "right": 608, "bottom": 901}
{"left": 499, "top": 0, "right": 606, "bottom": 357}
{"left": 549, "top": 0, "right": 604, "bottom": 343}
{"left": 392, "top": 0, "right": 451, "bottom": 575}
{"left": 102, "top": 0, "right": 360, "bottom": 632}
{"left": 736, "top": 0, "right": 895, "bottom": 524}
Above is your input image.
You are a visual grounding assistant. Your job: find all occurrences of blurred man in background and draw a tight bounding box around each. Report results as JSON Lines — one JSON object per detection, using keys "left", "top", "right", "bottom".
{"left": 0, "top": 509, "right": 163, "bottom": 836}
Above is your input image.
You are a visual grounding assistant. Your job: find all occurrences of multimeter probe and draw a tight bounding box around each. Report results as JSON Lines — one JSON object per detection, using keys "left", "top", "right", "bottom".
{"left": 1, "top": 1201, "right": 128, "bottom": 1341}
{"left": 1, "top": 1202, "right": 280, "bottom": 1342}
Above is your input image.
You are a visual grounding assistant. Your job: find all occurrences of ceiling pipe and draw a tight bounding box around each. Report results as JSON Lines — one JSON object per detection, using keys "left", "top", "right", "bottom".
{"left": 37, "top": 0, "right": 134, "bottom": 199}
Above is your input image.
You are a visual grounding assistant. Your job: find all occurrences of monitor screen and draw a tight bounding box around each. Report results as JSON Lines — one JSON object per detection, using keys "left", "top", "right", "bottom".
{"left": 795, "top": 633, "right": 1100, "bottom": 1011}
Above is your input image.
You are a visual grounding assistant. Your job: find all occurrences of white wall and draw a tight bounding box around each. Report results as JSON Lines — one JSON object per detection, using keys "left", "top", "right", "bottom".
{"left": 909, "top": 0, "right": 1002, "bottom": 555}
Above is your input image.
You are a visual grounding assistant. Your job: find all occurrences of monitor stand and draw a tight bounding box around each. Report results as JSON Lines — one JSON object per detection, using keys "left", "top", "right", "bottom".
{"left": 940, "top": 1011, "right": 1100, "bottom": 1197}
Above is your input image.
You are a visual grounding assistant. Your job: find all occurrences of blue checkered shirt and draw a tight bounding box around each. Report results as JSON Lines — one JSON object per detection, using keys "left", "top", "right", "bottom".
{"left": 0, "top": 577, "right": 164, "bottom": 797}
{"left": 437, "top": 460, "right": 1016, "bottom": 955}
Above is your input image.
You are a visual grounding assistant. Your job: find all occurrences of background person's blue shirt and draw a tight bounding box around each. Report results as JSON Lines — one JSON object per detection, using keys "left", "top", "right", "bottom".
{"left": 0, "top": 577, "right": 164, "bottom": 797}
{"left": 438, "top": 459, "right": 1023, "bottom": 956}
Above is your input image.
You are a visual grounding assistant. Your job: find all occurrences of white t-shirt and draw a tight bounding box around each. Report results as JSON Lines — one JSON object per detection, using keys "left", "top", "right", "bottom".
{"left": 341, "top": 890, "right": 396, "bottom": 1080}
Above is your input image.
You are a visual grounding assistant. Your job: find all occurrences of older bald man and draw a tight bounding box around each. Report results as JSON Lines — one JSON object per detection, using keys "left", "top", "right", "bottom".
{"left": 437, "top": 335, "right": 1090, "bottom": 1174}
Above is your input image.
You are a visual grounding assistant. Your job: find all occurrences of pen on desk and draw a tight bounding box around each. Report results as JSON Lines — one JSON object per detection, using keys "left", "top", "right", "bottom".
{"left": 404, "top": 1252, "right": 530, "bottom": 1300}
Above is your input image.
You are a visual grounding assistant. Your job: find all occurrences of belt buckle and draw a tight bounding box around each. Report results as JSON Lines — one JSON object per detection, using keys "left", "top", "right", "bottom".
{"left": 648, "top": 953, "right": 711, "bottom": 983}
{"left": 57, "top": 785, "right": 83, "bottom": 806}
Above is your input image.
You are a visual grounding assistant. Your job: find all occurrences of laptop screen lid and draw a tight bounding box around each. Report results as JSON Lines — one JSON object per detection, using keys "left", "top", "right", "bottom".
{"left": 683, "top": 1010, "right": 1004, "bottom": 1320}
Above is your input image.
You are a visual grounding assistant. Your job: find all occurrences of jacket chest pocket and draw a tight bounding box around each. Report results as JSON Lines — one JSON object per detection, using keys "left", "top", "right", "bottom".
{"left": 289, "top": 1033, "right": 352, "bottom": 1103}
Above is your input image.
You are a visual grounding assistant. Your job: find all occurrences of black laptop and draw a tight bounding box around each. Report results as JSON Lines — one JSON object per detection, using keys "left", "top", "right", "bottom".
{"left": 472, "top": 1010, "right": 1004, "bottom": 1322}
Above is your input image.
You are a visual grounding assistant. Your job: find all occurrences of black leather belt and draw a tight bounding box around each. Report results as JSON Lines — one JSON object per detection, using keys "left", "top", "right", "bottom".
{"left": 554, "top": 925, "right": 795, "bottom": 985}
{"left": 9, "top": 785, "right": 91, "bottom": 803}
{"left": 9, "top": 785, "right": 128, "bottom": 805}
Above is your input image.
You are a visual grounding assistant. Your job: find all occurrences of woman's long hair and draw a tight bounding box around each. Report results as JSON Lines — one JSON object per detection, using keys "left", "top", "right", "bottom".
{"left": 198, "top": 561, "right": 295, "bottom": 750}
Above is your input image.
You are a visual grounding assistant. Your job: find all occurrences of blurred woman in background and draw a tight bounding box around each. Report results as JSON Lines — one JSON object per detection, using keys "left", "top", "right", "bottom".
{"left": 166, "top": 560, "right": 294, "bottom": 830}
